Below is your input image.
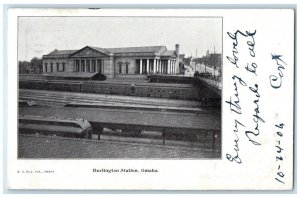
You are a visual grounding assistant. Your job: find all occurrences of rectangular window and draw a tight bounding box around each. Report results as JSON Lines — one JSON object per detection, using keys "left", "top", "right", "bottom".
{"left": 44, "top": 62, "right": 48, "bottom": 72}
{"left": 150, "top": 60, "right": 154, "bottom": 73}
{"left": 86, "top": 60, "right": 90, "bottom": 72}
{"left": 118, "top": 62, "right": 122, "bottom": 74}
{"left": 81, "top": 60, "right": 85, "bottom": 72}
{"left": 50, "top": 63, "right": 53, "bottom": 72}
{"left": 56, "top": 62, "right": 60, "bottom": 71}
{"left": 125, "top": 62, "right": 129, "bottom": 74}
{"left": 61, "top": 63, "right": 65, "bottom": 72}
{"left": 91, "top": 60, "right": 96, "bottom": 73}
{"left": 135, "top": 60, "right": 140, "bottom": 74}
{"left": 97, "top": 59, "right": 103, "bottom": 73}
{"left": 75, "top": 60, "right": 80, "bottom": 72}
{"left": 143, "top": 60, "right": 146, "bottom": 74}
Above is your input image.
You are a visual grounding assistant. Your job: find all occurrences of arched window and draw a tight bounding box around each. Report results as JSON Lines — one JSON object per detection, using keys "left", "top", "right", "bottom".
{"left": 125, "top": 61, "right": 130, "bottom": 74}
{"left": 44, "top": 62, "right": 48, "bottom": 72}
{"left": 56, "top": 62, "right": 60, "bottom": 71}
{"left": 118, "top": 61, "right": 123, "bottom": 74}
{"left": 50, "top": 63, "right": 53, "bottom": 72}
{"left": 61, "top": 62, "right": 65, "bottom": 72}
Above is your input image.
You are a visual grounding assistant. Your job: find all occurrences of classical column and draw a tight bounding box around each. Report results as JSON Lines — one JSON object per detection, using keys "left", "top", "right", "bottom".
{"left": 153, "top": 59, "right": 157, "bottom": 74}
{"left": 160, "top": 61, "right": 162, "bottom": 74}
{"left": 172, "top": 60, "right": 174, "bottom": 74}
{"left": 86, "top": 59, "right": 89, "bottom": 72}
{"left": 140, "top": 59, "right": 143, "bottom": 74}
{"left": 90, "top": 59, "right": 92, "bottom": 72}
{"left": 172, "top": 60, "right": 175, "bottom": 74}
{"left": 159, "top": 60, "right": 161, "bottom": 74}
{"left": 109, "top": 54, "right": 115, "bottom": 78}
{"left": 89, "top": 59, "right": 91, "bottom": 72}
{"left": 167, "top": 60, "right": 171, "bottom": 75}
{"left": 174, "top": 60, "right": 176, "bottom": 74}
{"left": 146, "top": 59, "right": 149, "bottom": 74}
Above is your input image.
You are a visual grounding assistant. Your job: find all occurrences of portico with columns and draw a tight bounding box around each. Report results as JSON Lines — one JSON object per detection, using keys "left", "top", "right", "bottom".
{"left": 134, "top": 57, "right": 177, "bottom": 75}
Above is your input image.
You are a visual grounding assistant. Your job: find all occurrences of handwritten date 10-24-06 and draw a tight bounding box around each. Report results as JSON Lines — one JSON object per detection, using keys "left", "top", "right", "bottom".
{"left": 274, "top": 123, "right": 285, "bottom": 184}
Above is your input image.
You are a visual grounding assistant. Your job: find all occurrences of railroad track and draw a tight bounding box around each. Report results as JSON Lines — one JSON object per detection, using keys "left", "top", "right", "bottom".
{"left": 19, "top": 78, "right": 195, "bottom": 88}
{"left": 19, "top": 79, "right": 207, "bottom": 101}
{"left": 19, "top": 89, "right": 207, "bottom": 113}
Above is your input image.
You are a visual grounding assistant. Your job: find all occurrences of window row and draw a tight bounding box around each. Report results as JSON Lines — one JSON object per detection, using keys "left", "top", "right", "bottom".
{"left": 44, "top": 62, "right": 65, "bottom": 72}
{"left": 117, "top": 61, "right": 130, "bottom": 74}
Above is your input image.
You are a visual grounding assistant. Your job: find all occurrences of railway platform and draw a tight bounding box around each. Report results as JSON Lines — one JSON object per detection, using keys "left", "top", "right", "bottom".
{"left": 19, "top": 105, "right": 221, "bottom": 151}
{"left": 18, "top": 134, "right": 220, "bottom": 159}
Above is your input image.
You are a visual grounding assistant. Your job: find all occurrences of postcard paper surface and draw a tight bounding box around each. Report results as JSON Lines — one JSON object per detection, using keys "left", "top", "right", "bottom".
{"left": 6, "top": 8, "right": 294, "bottom": 190}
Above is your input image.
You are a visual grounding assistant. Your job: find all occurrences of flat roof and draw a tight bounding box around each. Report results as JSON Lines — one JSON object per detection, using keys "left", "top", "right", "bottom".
{"left": 18, "top": 134, "right": 219, "bottom": 159}
{"left": 43, "top": 72, "right": 98, "bottom": 78}
{"left": 43, "top": 45, "right": 177, "bottom": 58}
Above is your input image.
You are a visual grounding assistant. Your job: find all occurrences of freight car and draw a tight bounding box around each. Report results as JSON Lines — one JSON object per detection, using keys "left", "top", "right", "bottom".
{"left": 19, "top": 115, "right": 92, "bottom": 139}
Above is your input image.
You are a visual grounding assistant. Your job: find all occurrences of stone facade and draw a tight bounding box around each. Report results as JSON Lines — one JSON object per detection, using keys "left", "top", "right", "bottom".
{"left": 42, "top": 45, "right": 180, "bottom": 79}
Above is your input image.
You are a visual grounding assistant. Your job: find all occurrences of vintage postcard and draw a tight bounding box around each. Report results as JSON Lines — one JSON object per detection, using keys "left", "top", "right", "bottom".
{"left": 5, "top": 8, "right": 294, "bottom": 190}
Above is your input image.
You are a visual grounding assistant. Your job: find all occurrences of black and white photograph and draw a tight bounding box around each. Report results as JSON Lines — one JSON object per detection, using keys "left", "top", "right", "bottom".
{"left": 17, "top": 16, "right": 222, "bottom": 159}
{"left": 5, "top": 7, "right": 295, "bottom": 191}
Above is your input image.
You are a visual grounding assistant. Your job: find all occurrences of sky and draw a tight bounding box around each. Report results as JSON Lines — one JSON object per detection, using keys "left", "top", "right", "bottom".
{"left": 18, "top": 17, "right": 222, "bottom": 61}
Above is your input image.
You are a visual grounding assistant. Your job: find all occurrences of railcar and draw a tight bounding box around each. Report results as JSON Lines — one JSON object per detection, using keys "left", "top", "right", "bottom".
{"left": 18, "top": 115, "right": 92, "bottom": 139}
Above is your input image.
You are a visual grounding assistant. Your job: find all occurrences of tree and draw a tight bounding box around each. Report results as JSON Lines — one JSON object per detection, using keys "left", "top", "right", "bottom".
{"left": 30, "top": 57, "right": 43, "bottom": 73}
{"left": 182, "top": 57, "right": 192, "bottom": 66}
{"left": 18, "top": 57, "right": 43, "bottom": 74}
{"left": 18, "top": 60, "right": 31, "bottom": 74}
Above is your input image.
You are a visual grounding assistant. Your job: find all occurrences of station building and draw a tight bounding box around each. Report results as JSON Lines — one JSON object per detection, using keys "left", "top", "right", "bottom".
{"left": 42, "top": 44, "right": 180, "bottom": 79}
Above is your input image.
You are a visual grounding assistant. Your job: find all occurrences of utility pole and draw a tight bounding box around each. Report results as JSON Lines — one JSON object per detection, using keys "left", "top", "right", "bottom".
{"left": 65, "top": 31, "right": 68, "bottom": 50}
{"left": 214, "top": 46, "right": 216, "bottom": 77}
{"left": 26, "top": 29, "right": 28, "bottom": 61}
